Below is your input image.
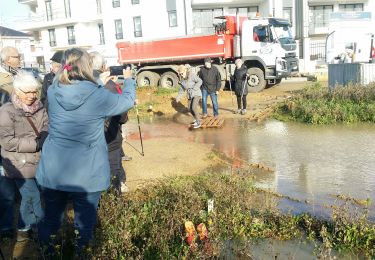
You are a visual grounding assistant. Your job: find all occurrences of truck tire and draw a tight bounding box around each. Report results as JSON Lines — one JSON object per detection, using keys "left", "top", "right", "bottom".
{"left": 160, "top": 71, "right": 179, "bottom": 89}
{"left": 247, "top": 68, "right": 266, "bottom": 93}
{"left": 136, "top": 71, "right": 159, "bottom": 87}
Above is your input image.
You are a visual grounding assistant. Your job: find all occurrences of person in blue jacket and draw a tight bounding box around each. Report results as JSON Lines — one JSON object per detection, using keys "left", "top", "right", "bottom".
{"left": 36, "top": 48, "right": 136, "bottom": 253}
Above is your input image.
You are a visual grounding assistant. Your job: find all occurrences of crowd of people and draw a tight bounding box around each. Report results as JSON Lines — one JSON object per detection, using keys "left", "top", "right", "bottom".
{"left": 0, "top": 46, "right": 136, "bottom": 256}
{"left": 0, "top": 45, "right": 249, "bottom": 257}
{"left": 176, "top": 57, "right": 249, "bottom": 128}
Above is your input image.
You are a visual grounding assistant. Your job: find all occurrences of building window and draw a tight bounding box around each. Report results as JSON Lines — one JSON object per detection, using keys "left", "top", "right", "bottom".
{"left": 227, "top": 6, "right": 258, "bottom": 17}
{"left": 115, "top": 19, "right": 123, "bottom": 39}
{"left": 133, "top": 16, "right": 142, "bottom": 37}
{"left": 48, "top": 29, "right": 56, "bottom": 47}
{"left": 45, "top": 0, "right": 53, "bottom": 21}
{"left": 168, "top": 10, "right": 177, "bottom": 27}
{"left": 132, "top": 0, "right": 139, "bottom": 4}
{"left": 339, "top": 4, "right": 364, "bottom": 12}
{"left": 309, "top": 5, "right": 333, "bottom": 28}
{"left": 96, "top": 0, "right": 102, "bottom": 14}
{"left": 283, "top": 7, "right": 292, "bottom": 24}
{"left": 98, "top": 23, "right": 105, "bottom": 45}
{"left": 64, "top": 0, "right": 71, "bottom": 18}
{"left": 67, "top": 26, "right": 76, "bottom": 45}
{"left": 192, "top": 9, "right": 223, "bottom": 34}
{"left": 112, "top": 0, "right": 120, "bottom": 8}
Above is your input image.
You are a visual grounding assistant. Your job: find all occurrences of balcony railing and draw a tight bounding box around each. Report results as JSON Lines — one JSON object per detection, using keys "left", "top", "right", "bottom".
{"left": 18, "top": 0, "right": 37, "bottom": 6}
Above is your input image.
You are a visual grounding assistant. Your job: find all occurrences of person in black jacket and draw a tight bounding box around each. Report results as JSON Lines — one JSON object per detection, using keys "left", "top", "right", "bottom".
{"left": 90, "top": 51, "right": 129, "bottom": 194}
{"left": 233, "top": 59, "right": 249, "bottom": 115}
{"left": 40, "top": 51, "right": 63, "bottom": 107}
{"left": 198, "top": 58, "right": 221, "bottom": 118}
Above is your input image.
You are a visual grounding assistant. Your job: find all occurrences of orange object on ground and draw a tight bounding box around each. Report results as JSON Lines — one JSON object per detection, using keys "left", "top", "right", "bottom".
{"left": 197, "top": 223, "right": 208, "bottom": 241}
{"left": 184, "top": 221, "right": 197, "bottom": 247}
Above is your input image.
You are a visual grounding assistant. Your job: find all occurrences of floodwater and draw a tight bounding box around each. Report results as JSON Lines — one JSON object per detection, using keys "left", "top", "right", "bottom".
{"left": 130, "top": 116, "right": 375, "bottom": 220}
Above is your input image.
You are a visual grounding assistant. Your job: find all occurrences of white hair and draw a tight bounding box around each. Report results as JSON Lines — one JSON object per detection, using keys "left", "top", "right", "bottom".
{"left": 0, "top": 46, "right": 18, "bottom": 62}
{"left": 90, "top": 51, "right": 105, "bottom": 71}
{"left": 13, "top": 71, "right": 40, "bottom": 92}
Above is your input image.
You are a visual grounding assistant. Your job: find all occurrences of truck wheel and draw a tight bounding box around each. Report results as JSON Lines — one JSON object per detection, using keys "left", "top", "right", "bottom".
{"left": 136, "top": 71, "right": 159, "bottom": 87}
{"left": 160, "top": 71, "right": 179, "bottom": 89}
{"left": 247, "top": 68, "right": 266, "bottom": 93}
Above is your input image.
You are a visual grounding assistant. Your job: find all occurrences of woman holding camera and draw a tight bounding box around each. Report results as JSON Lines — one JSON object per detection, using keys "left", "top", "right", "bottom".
{"left": 36, "top": 48, "right": 136, "bottom": 254}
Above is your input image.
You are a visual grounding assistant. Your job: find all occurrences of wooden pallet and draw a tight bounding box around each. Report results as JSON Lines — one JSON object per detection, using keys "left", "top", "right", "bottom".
{"left": 190, "top": 117, "right": 225, "bottom": 130}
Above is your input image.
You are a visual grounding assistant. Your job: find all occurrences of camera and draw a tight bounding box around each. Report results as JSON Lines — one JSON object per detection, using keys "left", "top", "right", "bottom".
{"left": 109, "top": 64, "right": 132, "bottom": 76}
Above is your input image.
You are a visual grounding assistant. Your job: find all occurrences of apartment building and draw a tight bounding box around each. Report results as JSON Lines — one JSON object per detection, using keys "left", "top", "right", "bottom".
{"left": 18, "top": 0, "right": 375, "bottom": 72}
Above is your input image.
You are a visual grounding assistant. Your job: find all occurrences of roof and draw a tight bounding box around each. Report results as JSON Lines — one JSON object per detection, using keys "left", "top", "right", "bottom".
{"left": 0, "top": 26, "right": 30, "bottom": 38}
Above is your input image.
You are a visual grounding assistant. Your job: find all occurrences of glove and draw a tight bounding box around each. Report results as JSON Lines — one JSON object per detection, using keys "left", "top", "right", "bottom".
{"left": 36, "top": 131, "right": 48, "bottom": 151}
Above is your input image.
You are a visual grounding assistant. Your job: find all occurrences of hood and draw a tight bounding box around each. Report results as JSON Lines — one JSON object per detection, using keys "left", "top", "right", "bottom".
{"left": 54, "top": 80, "right": 97, "bottom": 111}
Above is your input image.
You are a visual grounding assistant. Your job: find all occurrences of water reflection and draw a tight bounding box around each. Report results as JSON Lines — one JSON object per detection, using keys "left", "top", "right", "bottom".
{"left": 129, "top": 117, "right": 375, "bottom": 218}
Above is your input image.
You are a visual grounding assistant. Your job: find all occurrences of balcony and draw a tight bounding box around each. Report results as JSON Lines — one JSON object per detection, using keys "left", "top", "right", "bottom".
{"left": 20, "top": 11, "right": 102, "bottom": 31}
{"left": 18, "top": 0, "right": 37, "bottom": 6}
{"left": 192, "top": 0, "right": 264, "bottom": 7}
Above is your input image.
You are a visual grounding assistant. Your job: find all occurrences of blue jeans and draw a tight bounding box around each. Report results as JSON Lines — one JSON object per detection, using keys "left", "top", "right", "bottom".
{"left": 0, "top": 176, "right": 43, "bottom": 231}
{"left": 38, "top": 188, "right": 102, "bottom": 251}
{"left": 202, "top": 88, "right": 219, "bottom": 116}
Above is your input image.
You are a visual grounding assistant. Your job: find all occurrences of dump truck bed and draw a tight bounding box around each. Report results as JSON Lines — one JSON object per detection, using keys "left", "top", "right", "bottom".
{"left": 116, "top": 34, "right": 233, "bottom": 64}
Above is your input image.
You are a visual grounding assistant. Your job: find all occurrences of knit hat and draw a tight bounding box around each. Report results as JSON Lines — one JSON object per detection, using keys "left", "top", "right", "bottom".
{"left": 50, "top": 51, "right": 64, "bottom": 64}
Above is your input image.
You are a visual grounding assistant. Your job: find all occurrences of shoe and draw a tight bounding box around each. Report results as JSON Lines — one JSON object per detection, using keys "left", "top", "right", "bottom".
{"left": 16, "top": 230, "right": 32, "bottom": 242}
{"left": 190, "top": 120, "right": 197, "bottom": 125}
{"left": 202, "top": 114, "right": 208, "bottom": 119}
{"left": 241, "top": 109, "right": 247, "bottom": 115}
{"left": 122, "top": 155, "right": 132, "bottom": 161}
{"left": 235, "top": 109, "right": 241, "bottom": 114}
{"left": 120, "top": 182, "right": 129, "bottom": 193}
{"left": 214, "top": 115, "right": 219, "bottom": 119}
{"left": 193, "top": 121, "right": 201, "bottom": 129}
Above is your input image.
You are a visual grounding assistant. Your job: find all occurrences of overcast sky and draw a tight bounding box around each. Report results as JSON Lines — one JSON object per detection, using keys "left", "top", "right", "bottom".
{"left": 0, "top": 0, "right": 30, "bottom": 30}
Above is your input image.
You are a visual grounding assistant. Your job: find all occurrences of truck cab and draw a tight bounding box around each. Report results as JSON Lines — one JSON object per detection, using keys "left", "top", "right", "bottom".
{"left": 237, "top": 17, "right": 298, "bottom": 92}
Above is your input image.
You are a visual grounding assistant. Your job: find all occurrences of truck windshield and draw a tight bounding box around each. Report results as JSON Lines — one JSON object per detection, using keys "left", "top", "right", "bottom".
{"left": 272, "top": 25, "right": 295, "bottom": 44}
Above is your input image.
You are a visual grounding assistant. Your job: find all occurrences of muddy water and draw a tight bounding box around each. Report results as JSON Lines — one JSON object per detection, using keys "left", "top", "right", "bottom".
{"left": 128, "top": 117, "right": 375, "bottom": 219}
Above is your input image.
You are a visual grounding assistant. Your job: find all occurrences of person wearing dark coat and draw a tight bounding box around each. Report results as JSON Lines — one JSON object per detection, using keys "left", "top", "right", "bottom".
{"left": 40, "top": 51, "right": 63, "bottom": 107}
{"left": 233, "top": 59, "right": 248, "bottom": 115}
{"left": 198, "top": 58, "right": 221, "bottom": 118}
{"left": 90, "top": 51, "right": 130, "bottom": 194}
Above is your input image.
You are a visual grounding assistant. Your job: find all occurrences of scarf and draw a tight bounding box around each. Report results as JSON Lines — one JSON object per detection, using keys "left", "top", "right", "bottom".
{"left": 11, "top": 92, "right": 42, "bottom": 115}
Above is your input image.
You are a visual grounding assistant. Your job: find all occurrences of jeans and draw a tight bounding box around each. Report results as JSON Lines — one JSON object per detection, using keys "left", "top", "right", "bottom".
{"left": 236, "top": 94, "right": 247, "bottom": 110}
{"left": 0, "top": 176, "right": 43, "bottom": 232}
{"left": 38, "top": 188, "right": 102, "bottom": 250}
{"left": 188, "top": 96, "right": 201, "bottom": 122}
{"left": 201, "top": 88, "right": 219, "bottom": 116}
{"left": 108, "top": 148, "right": 126, "bottom": 192}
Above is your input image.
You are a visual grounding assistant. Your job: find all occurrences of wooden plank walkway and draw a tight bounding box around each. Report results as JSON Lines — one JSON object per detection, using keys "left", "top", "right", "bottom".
{"left": 190, "top": 117, "right": 225, "bottom": 130}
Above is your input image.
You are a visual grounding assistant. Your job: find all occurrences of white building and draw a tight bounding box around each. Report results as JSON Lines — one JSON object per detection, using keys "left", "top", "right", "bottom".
{"left": 18, "top": 0, "right": 375, "bottom": 72}
{"left": 0, "top": 25, "right": 38, "bottom": 67}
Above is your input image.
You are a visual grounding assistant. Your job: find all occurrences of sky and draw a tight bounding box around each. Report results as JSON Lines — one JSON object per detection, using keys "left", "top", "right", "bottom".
{"left": 0, "top": 0, "right": 30, "bottom": 30}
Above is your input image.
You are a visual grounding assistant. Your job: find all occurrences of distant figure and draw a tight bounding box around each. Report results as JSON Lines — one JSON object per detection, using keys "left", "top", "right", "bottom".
{"left": 176, "top": 64, "right": 203, "bottom": 129}
{"left": 36, "top": 48, "right": 136, "bottom": 255}
{"left": 253, "top": 31, "right": 260, "bottom": 42}
{"left": 198, "top": 58, "right": 221, "bottom": 118}
{"left": 0, "top": 72, "right": 47, "bottom": 242}
{"left": 233, "top": 59, "right": 248, "bottom": 115}
{"left": 41, "top": 51, "right": 63, "bottom": 107}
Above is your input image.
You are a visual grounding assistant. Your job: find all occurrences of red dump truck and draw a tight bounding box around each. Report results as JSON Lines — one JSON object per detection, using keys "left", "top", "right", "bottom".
{"left": 116, "top": 16, "right": 298, "bottom": 92}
